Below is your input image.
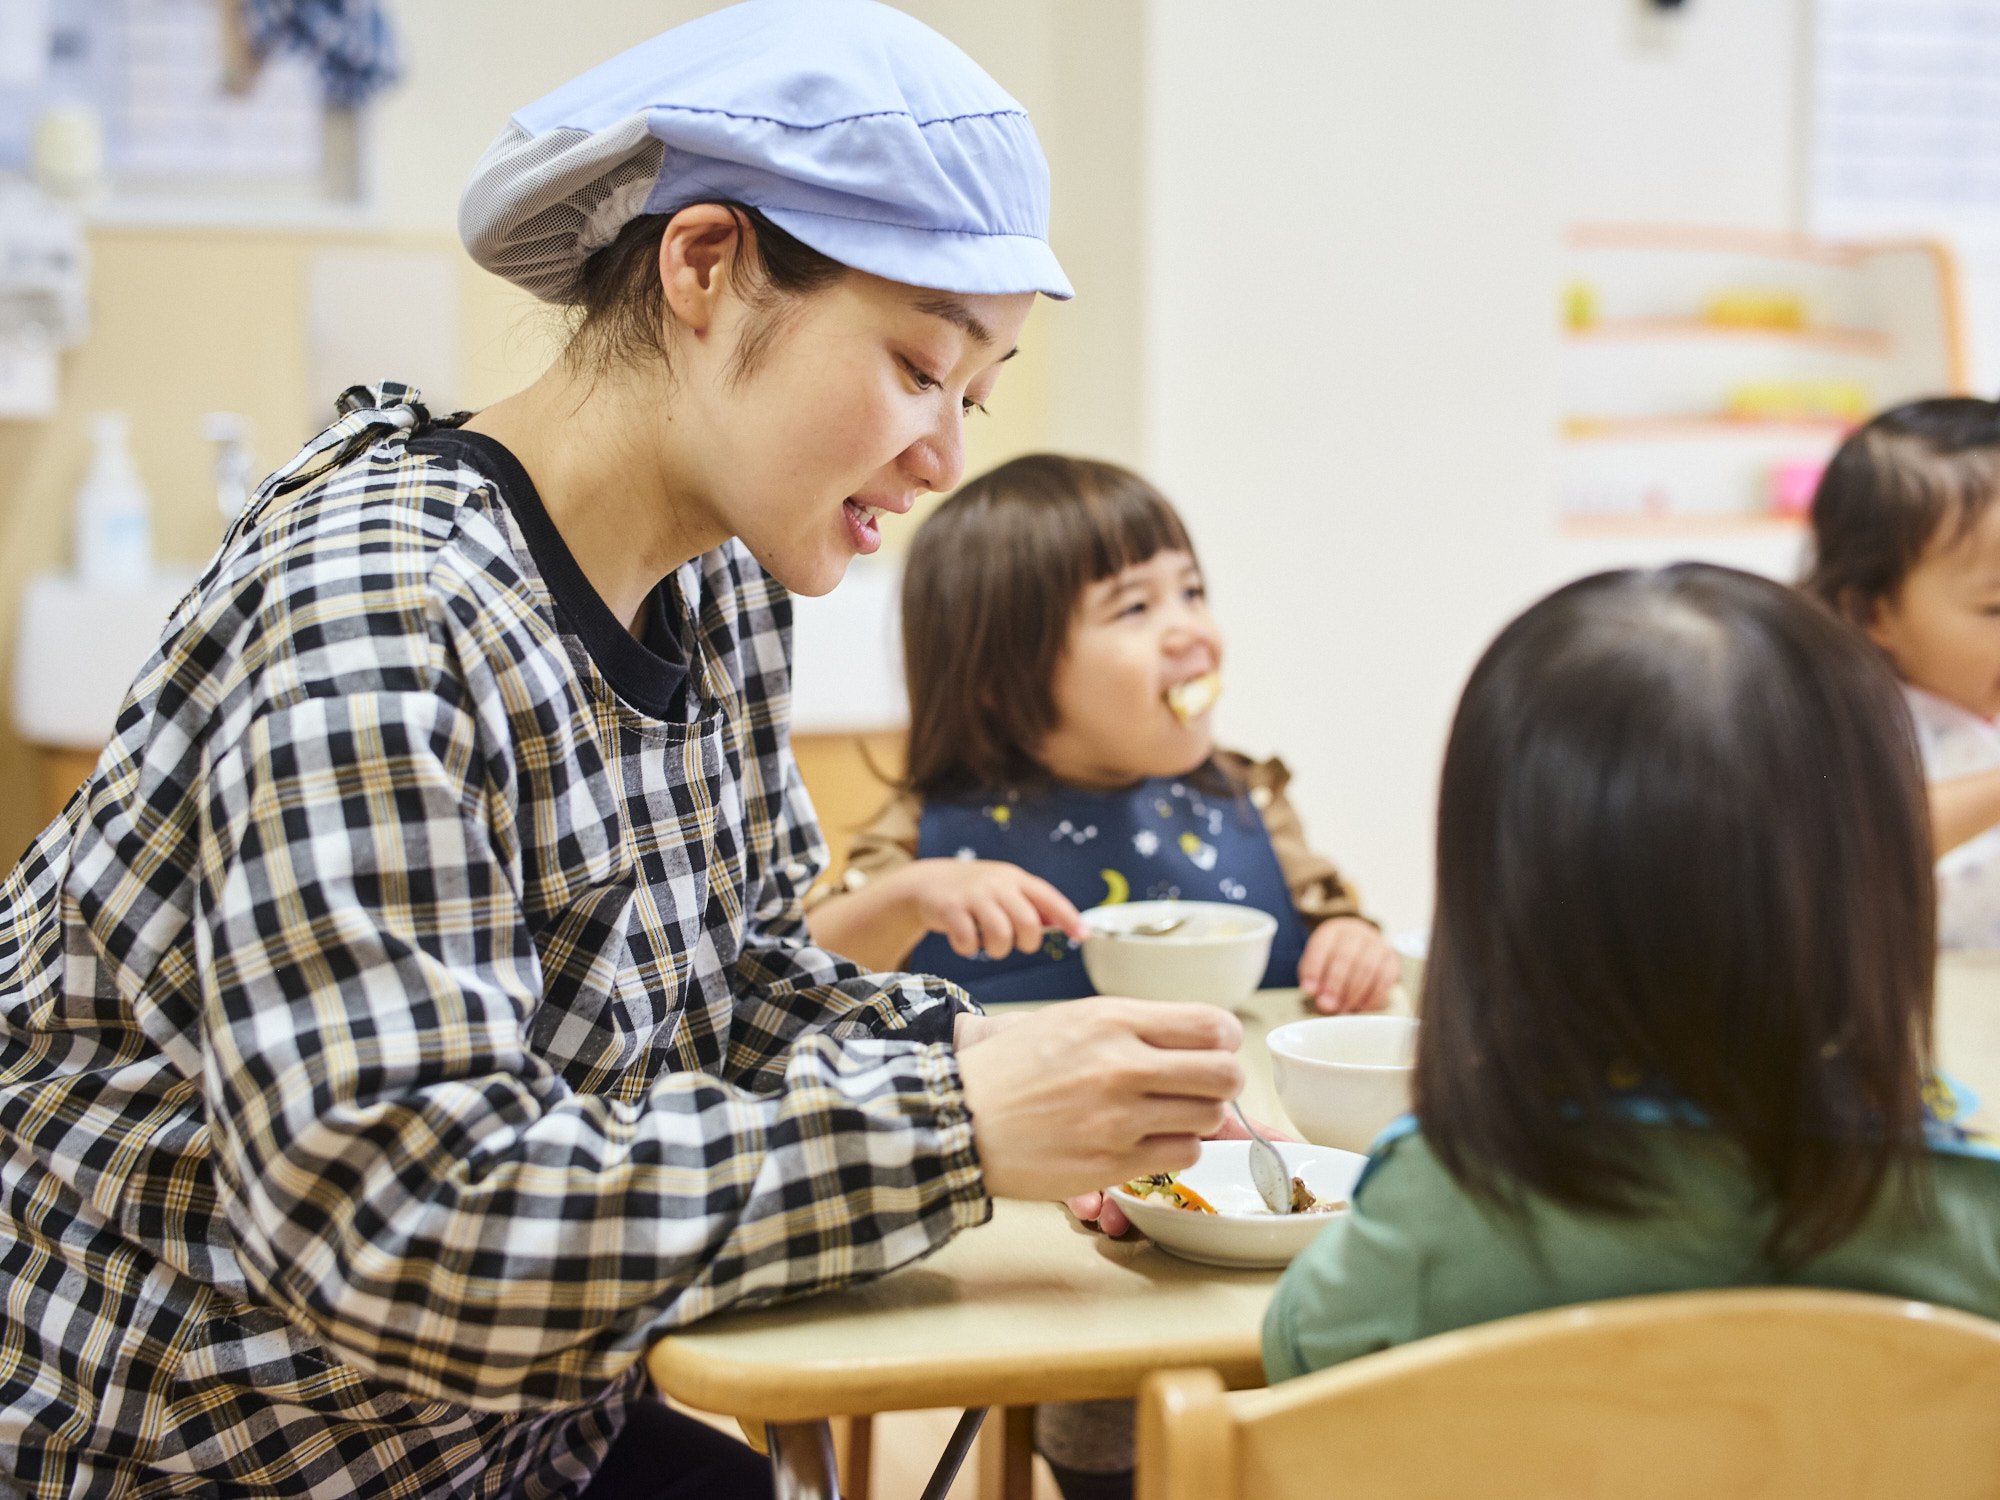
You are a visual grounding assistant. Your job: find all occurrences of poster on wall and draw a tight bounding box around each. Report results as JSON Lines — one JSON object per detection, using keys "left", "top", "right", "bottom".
{"left": 0, "top": 0, "right": 364, "bottom": 223}
{"left": 1809, "top": 0, "right": 2000, "bottom": 239}
{"left": 1809, "top": 0, "right": 2000, "bottom": 391}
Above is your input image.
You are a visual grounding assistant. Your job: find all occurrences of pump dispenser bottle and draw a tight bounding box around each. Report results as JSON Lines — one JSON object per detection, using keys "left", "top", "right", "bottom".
{"left": 73, "top": 412, "right": 152, "bottom": 586}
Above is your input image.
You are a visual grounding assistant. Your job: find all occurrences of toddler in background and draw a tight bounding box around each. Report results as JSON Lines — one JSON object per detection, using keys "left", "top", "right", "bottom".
{"left": 1806, "top": 397, "right": 2000, "bottom": 948}
{"left": 1266, "top": 564, "right": 2000, "bottom": 1383}
{"left": 806, "top": 453, "right": 1397, "bottom": 1014}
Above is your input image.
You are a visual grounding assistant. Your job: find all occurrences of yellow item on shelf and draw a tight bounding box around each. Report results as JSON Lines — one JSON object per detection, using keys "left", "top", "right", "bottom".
{"left": 1704, "top": 290, "right": 1807, "bottom": 330}
{"left": 1725, "top": 380, "right": 1871, "bottom": 423}
{"left": 1562, "top": 280, "right": 1599, "bottom": 330}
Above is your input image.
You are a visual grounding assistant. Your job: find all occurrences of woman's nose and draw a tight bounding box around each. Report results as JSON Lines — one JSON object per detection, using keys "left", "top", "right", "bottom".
{"left": 902, "top": 407, "right": 965, "bottom": 495}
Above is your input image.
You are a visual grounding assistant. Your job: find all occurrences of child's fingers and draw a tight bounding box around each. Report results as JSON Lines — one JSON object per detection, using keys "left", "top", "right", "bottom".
{"left": 943, "top": 904, "right": 983, "bottom": 959}
{"left": 1297, "top": 933, "right": 1332, "bottom": 997}
{"left": 970, "top": 896, "right": 1016, "bottom": 959}
{"left": 1067, "top": 1189, "right": 1106, "bottom": 1222}
{"left": 1317, "top": 933, "right": 1363, "bottom": 1010}
{"left": 1361, "top": 947, "right": 1401, "bottom": 1011}
{"left": 1021, "top": 875, "right": 1087, "bottom": 941}
{"left": 1096, "top": 1197, "right": 1132, "bottom": 1237}
{"left": 998, "top": 887, "right": 1047, "bottom": 953}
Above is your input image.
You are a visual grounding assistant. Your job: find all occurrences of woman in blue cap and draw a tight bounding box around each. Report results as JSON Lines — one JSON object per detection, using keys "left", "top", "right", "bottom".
{"left": 0, "top": 4, "right": 1243, "bottom": 1496}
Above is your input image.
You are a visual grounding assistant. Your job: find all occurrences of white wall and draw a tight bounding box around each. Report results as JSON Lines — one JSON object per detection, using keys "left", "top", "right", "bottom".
{"left": 1555, "top": 0, "right": 1807, "bottom": 232}
{"left": 1139, "top": 1, "right": 1563, "bottom": 934}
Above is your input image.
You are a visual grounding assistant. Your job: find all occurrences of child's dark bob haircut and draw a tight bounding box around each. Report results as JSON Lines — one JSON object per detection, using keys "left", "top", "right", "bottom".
{"left": 1416, "top": 564, "right": 1934, "bottom": 1267}
{"left": 1803, "top": 396, "right": 2000, "bottom": 625}
{"left": 901, "top": 454, "right": 1195, "bottom": 800}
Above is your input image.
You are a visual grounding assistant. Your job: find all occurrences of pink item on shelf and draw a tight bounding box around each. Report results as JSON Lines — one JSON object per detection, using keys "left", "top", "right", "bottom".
{"left": 1769, "top": 458, "right": 1827, "bottom": 516}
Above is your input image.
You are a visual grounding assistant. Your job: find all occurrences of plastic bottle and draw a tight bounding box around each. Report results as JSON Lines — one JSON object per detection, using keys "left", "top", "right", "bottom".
{"left": 73, "top": 412, "right": 152, "bottom": 586}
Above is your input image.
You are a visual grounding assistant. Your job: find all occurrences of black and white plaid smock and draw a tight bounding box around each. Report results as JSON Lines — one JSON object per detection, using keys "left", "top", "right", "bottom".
{"left": 0, "top": 384, "right": 986, "bottom": 1497}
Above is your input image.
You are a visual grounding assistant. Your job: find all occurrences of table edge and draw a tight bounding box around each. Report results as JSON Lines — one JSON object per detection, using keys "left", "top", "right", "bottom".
{"left": 646, "top": 1333, "right": 1269, "bottom": 1422}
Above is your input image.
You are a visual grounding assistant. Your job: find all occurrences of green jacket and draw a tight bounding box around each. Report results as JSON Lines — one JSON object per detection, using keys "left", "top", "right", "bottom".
{"left": 1264, "top": 1114, "right": 2000, "bottom": 1382}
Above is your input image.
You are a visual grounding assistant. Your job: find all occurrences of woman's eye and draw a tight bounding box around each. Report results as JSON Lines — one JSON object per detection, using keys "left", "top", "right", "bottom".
{"left": 1185, "top": 584, "right": 1207, "bottom": 603}
{"left": 902, "top": 359, "right": 940, "bottom": 392}
{"left": 962, "top": 396, "right": 989, "bottom": 416}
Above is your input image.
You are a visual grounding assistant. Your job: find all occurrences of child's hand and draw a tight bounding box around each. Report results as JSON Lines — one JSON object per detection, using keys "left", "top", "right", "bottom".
{"left": 913, "top": 858, "right": 1089, "bottom": 959}
{"left": 1299, "top": 917, "right": 1399, "bottom": 1014}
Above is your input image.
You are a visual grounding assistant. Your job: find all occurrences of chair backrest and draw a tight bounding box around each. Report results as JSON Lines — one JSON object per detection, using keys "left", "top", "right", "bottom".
{"left": 1137, "top": 1288, "right": 2000, "bottom": 1500}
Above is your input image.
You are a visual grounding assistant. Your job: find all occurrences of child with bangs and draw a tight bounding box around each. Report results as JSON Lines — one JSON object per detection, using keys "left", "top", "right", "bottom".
{"left": 806, "top": 453, "right": 1397, "bottom": 1016}
{"left": 1806, "top": 398, "right": 2000, "bottom": 947}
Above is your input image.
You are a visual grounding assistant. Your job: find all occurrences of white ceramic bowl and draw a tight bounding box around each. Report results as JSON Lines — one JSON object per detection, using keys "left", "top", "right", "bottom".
{"left": 1109, "top": 1139, "right": 1365, "bottom": 1269}
{"left": 1080, "top": 900, "right": 1277, "bottom": 1007}
{"left": 1267, "top": 1014, "right": 1419, "bottom": 1155}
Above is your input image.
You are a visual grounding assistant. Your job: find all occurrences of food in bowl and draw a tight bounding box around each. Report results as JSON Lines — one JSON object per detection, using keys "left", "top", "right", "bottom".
{"left": 1287, "top": 1176, "right": 1342, "bottom": 1215}
{"left": 1124, "top": 1171, "right": 1220, "bottom": 1214}
{"left": 1122, "top": 1169, "right": 1342, "bottom": 1217}
{"left": 1109, "top": 1140, "right": 1366, "bottom": 1268}
{"left": 1081, "top": 900, "right": 1277, "bottom": 1006}
{"left": 1267, "top": 1014, "right": 1418, "bottom": 1155}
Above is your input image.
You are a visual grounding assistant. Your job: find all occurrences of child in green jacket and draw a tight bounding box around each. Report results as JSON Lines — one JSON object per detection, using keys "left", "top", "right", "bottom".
{"left": 1267, "top": 563, "right": 2000, "bottom": 1382}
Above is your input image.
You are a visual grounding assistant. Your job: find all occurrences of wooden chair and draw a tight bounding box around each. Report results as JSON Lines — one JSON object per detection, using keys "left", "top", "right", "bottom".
{"left": 1137, "top": 1288, "right": 2000, "bottom": 1500}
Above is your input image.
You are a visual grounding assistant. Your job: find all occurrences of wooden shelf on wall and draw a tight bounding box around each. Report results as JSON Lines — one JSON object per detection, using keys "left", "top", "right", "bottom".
{"left": 1565, "top": 318, "right": 1893, "bottom": 355}
{"left": 1561, "top": 414, "right": 1856, "bottom": 442}
{"left": 1558, "top": 512, "right": 1805, "bottom": 538}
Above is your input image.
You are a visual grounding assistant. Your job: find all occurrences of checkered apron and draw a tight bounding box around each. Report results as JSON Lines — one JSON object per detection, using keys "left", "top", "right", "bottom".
{"left": 0, "top": 385, "right": 983, "bottom": 1497}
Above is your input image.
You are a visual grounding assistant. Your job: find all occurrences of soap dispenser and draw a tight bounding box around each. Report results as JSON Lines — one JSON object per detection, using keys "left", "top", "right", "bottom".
{"left": 73, "top": 412, "right": 152, "bottom": 586}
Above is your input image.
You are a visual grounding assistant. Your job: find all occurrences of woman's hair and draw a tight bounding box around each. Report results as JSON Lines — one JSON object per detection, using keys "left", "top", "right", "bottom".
{"left": 1803, "top": 396, "right": 2000, "bottom": 625}
{"left": 901, "top": 454, "right": 1195, "bottom": 799}
{"left": 1415, "top": 564, "right": 1934, "bottom": 1267}
{"left": 565, "top": 202, "right": 845, "bottom": 378}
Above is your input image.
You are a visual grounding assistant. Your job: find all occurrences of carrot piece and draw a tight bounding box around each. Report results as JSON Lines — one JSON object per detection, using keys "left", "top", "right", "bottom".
{"left": 1171, "top": 1182, "right": 1219, "bottom": 1214}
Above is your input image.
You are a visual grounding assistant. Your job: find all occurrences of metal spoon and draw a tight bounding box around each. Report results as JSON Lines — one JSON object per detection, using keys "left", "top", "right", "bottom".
{"left": 1233, "top": 1101, "right": 1291, "bottom": 1214}
{"left": 1111, "top": 915, "right": 1186, "bottom": 939}
{"left": 1068, "top": 914, "right": 1189, "bottom": 940}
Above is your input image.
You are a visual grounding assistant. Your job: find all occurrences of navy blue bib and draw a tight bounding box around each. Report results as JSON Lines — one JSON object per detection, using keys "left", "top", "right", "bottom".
{"left": 908, "top": 771, "right": 1309, "bottom": 1003}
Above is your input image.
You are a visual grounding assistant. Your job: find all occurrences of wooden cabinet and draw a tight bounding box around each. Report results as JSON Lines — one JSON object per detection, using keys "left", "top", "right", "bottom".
{"left": 791, "top": 729, "right": 905, "bottom": 882}
{"left": 31, "top": 745, "right": 97, "bottom": 830}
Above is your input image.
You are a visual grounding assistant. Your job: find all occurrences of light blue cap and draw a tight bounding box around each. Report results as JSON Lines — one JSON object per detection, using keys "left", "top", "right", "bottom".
{"left": 459, "top": 0, "right": 1072, "bottom": 304}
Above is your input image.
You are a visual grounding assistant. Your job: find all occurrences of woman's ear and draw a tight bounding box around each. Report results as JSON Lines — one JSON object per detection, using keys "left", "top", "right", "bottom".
{"left": 657, "top": 204, "right": 748, "bottom": 339}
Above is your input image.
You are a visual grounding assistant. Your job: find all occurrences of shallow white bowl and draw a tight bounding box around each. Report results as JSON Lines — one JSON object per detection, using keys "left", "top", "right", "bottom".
{"left": 1080, "top": 900, "right": 1277, "bottom": 1007}
{"left": 1110, "top": 1139, "right": 1365, "bottom": 1269}
{"left": 1267, "top": 1014, "right": 1419, "bottom": 1155}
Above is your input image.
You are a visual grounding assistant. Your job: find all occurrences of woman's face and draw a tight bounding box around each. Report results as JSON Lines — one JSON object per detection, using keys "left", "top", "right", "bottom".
{"left": 1038, "top": 549, "right": 1225, "bottom": 788}
{"left": 676, "top": 260, "right": 1034, "bottom": 597}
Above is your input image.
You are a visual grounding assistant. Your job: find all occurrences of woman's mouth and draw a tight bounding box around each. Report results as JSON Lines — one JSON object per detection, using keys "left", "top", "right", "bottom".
{"left": 843, "top": 498, "right": 886, "bottom": 555}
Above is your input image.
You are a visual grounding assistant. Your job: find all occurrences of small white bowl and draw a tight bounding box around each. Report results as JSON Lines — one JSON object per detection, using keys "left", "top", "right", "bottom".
{"left": 1080, "top": 900, "right": 1277, "bottom": 1007}
{"left": 1110, "top": 1139, "right": 1365, "bottom": 1269}
{"left": 1267, "top": 1015, "right": 1418, "bottom": 1155}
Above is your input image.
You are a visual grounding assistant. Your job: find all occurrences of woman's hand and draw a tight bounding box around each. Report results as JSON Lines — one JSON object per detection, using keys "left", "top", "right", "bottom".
{"left": 956, "top": 998, "right": 1244, "bottom": 1202}
{"left": 1298, "top": 917, "right": 1399, "bottom": 1015}
{"left": 913, "top": 858, "right": 1088, "bottom": 960}
{"left": 1066, "top": 1103, "right": 1293, "bottom": 1238}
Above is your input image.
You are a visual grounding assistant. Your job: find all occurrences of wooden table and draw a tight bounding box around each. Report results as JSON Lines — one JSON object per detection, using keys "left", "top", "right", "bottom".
{"left": 647, "top": 962, "right": 2000, "bottom": 1498}
{"left": 649, "top": 987, "right": 1321, "bottom": 1498}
